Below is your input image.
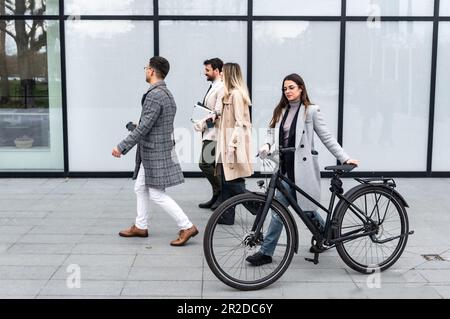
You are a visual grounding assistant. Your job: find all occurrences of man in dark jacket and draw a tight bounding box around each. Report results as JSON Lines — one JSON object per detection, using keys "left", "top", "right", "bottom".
{"left": 112, "top": 56, "right": 198, "bottom": 246}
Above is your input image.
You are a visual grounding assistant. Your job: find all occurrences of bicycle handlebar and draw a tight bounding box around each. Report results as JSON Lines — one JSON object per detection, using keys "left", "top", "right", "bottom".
{"left": 279, "top": 147, "right": 296, "bottom": 154}
{"left": 256, "top": 147, "right": 297, "bottom": 158}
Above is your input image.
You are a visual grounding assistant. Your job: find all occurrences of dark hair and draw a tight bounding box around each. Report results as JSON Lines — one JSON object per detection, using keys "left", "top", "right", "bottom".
{"left": 149, "top": 56, "right": 170, "bottom": 79}
{"left": 203, "top": 58, "right": 224, "bottom": 72}
{"left": 269, "top": 73, "right": 312, "bottom": 128}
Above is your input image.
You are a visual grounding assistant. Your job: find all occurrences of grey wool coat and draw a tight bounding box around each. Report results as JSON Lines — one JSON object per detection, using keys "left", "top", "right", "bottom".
{"left": 265, "top": 104, "right": 350, "bottom": 211}
{"left": 117, "top": 81, "right": 184, "bottom": 189}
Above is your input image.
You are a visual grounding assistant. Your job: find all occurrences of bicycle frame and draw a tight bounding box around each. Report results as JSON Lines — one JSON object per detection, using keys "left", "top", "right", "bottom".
{"left": 252, "top": 164, "right": 381, "bottom": 247}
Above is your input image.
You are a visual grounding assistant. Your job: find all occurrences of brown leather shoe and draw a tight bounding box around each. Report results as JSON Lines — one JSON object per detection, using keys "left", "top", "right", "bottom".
{"left": 170, "top": 225, "right": 199, "bottom": 246}
{"left": 119, "top": 224, "right": 148, "bottom": 238}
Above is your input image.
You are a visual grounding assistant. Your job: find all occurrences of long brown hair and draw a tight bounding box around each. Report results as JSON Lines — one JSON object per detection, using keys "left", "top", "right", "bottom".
{"left": 269, "top": 73, "right": 312, "bottom": 128}
{"left": 222, "top": 63, "right": 252, "bottom": 106}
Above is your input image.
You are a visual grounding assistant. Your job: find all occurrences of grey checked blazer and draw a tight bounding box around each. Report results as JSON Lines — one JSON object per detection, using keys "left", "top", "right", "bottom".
{"left": 117, "top": 81, "right": 184, "bottom": 189}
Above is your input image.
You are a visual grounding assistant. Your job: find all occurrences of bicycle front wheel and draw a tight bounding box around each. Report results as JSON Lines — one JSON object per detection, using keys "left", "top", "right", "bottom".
{"left": 334, "top": 185, "right": 409, "bottom": 274}
{"left": 203, "top": 193, "right": 296, "bottom": 290}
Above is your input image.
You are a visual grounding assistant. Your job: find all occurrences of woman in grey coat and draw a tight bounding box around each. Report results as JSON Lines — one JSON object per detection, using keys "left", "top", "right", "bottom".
{"left": 246, "top": 73, "right": 359, "bottom": 266}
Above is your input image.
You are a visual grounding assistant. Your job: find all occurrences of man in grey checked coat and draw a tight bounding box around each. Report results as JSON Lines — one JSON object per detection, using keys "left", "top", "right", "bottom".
{"left": 112, "top": 56, "right": 198, "bottom": 246}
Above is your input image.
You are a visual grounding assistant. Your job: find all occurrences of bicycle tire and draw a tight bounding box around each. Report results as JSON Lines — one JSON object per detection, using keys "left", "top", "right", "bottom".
{"left": 203, "top": 192, "right": 296, "bottom": 290}
{"left": 333, "top": 184, "right": 409, "bottom": 274}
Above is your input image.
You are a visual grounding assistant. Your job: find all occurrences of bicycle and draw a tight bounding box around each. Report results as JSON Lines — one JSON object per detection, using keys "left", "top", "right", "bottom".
{"left": 203, "top": 147, "right": 414, "bottom": 290}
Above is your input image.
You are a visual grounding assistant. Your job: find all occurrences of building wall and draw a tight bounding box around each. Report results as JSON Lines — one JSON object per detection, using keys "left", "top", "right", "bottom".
{"left": 0, "top": 0, "right": 449, "bottom": 176}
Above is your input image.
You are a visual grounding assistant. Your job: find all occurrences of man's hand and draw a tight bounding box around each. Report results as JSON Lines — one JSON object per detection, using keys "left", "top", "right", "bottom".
{"left": 206, "top": 113, "right": 217, "bottom": 122}
{"left": 112, "top": 147, "right": 122, "bottom": 158}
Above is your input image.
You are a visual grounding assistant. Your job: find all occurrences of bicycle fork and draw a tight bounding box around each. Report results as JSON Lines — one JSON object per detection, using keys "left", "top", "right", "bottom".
{"left": 251, "top": 177, "right": 277, "bottom": 239}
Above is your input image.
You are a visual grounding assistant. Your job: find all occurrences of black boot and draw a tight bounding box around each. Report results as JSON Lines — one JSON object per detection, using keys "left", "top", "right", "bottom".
{"left": 199, "top": 194, "right": 219, "bottom": 209}
{"left": 217, "top": 208, "right": 236, "bottom": 225}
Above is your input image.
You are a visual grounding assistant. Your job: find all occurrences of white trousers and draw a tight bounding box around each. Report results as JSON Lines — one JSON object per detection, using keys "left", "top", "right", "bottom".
{"left": 134, "top": 164, "right": 193, "bottom": 231}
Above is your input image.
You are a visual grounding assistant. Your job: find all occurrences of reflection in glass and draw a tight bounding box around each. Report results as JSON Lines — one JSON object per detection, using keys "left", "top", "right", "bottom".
{"left": 65, "top": 20, "right": 153, "bottom": 171}
{"left": 253, "top": 0, "right": 341, "bottom": 16}
{"left": 1, "top": 0, "right": 58, "bottom": 15}
{"left": 253, "top": 21, "right": 341, "bottom": 170}
{"left": 159, "top": 0, "right": 247, "bottom": 16}
{"left": 441, "top": 0, "right": 450, "bottom": 16}
{"left": 346, "top": 0, "right": 434, "bottom": 16}
{"left": 64, "top": 0, "right": 153, "bottom": 15}
{"left": 433, "top": 23, "right": 450, "bottom": 171}
{"left": 344, "top": 22, "right": 432, "bottom": 171}
{"left": 0, "top": 19, "right": 63, "bottom": 170}
{"left": 1, "top": 19, "right": 49, "bottom": 147}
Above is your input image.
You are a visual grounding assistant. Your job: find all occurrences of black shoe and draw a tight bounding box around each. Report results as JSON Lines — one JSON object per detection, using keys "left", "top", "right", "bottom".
{"left": 246, "top": 252, "right": 272, "bottom": 266}
{"left": 309, "top": 245, "right": 326, "bottom": 253}
{"left": 309, "top": 239, "right": 326, "bottom": 253}
{"left": 199, "top": 194, "right": 219, "bottom": 209}
{"left": 210, "top": 197, "right": 222, "bottom": 211}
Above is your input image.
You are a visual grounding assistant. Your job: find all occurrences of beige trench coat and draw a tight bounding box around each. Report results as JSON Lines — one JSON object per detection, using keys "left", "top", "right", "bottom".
{"left": 216, "top": 89, "right": 253, "bottom": 181}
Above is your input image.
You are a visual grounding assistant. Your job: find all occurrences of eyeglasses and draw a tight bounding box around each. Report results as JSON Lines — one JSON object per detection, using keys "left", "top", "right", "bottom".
{"left": 282, "top": 85, "right": 299, "bottom": 92}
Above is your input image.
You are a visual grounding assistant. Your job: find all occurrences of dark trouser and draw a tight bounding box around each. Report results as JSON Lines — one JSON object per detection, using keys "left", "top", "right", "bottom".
{"left": 218, "top": 163, "right": 246, "bottom": 222}
{"left": 199, "top": 140, "right": 220, "bottom": 197}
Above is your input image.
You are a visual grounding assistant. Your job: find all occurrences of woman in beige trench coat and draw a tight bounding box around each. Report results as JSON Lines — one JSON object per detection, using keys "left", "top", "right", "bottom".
{"left": 214, "top": 62, "right": 253, "bottom": 225}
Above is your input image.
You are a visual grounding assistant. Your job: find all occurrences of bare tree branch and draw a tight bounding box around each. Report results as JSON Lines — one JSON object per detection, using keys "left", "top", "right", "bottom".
{"left": 30, "top": 22, "right": 46, "bottom": 52}
{"left": 4, "top": 2, "right": 14, "bottom": 12}
{"left": 30, "top": 0, "right": 36, "bottom": 13}
{"left": 25, "top": 21, "right": 33, "bottom": 31}
{"left": 30, "top": 33, "right": 45, "bottom": 51}
{"left": 35, "top": 7, "right": 45, "bottom": 15}
{"left": 0, "top": 25, "right": 16, "bottom": 40}
{"left": 28, "top": 20, "right": 37, "bottom": 40}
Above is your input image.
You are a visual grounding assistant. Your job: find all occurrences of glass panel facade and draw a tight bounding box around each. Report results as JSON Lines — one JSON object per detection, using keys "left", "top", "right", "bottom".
{"left": 1, "top": 0, "right": 58, "bottom": 15}
{"left": 347, "top": 0, "right": 435, "bottom": 16}
{"left": 159, "top": 20, "right": 247, "bottom": 171}
{"left": 441, "top": 0, "right": 450, "bottom": 16}
{"left": 64, "top": 0, "right": 153, "bottom": 16}
{"left": 253, "top": 21, "right": 341, "bottom": 170}
{"left": 159, "top": 0, "right": 247, "bottom": 16}
{"left": 0, "top": 20, "right": 63, "bottom": 171}
{"left": 433, "top": 22, "right": 450, "bottom": 171}
{"left": 344, "top": 22, "right": 433, "bottom": 171}
{"left": 1, "top": 1, "right": 448, "bottom": 174}
{"left": 65, "top": 20, "right": 153, "bottom": 171}
{"left": 253, "top": 0, "right": 342, "bottom": 16}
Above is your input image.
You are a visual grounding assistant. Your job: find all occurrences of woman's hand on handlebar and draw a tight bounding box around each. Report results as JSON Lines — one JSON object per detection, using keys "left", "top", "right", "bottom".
{"left": 258, "top": 143, "right": 270, "bottom": 159}
{"left": 344, "top": 159, "right": 359, "bottom": 166}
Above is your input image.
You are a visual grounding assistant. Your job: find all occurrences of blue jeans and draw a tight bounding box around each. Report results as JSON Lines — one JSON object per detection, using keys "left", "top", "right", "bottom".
{"left": 259, "top": 179, "right": 325, "bottom": 257}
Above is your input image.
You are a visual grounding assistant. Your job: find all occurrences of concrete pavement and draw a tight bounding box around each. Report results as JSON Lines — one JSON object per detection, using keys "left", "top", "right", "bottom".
{"left": 0, "top": 177, "right": 449, "bottom": 299}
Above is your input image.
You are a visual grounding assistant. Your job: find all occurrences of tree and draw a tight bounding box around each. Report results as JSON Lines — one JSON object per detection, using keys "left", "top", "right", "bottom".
{"left": 0, "top": 0, "right": 10, "bottom": 104}
{"left": 0, "top": 0, "right": 47, "bottom": 108}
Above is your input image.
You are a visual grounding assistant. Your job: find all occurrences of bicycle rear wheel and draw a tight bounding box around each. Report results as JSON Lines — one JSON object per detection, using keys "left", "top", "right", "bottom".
{"left": 203, "top": 193, "right": 296, "bottom": 290}
{"left": 334, "top": 185, "right": 409, "bottom": 274}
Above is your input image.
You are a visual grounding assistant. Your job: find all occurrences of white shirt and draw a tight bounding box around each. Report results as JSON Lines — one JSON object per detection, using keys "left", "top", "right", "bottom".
{"left": 193, "top": 79, "right": 224, "bottom": 141}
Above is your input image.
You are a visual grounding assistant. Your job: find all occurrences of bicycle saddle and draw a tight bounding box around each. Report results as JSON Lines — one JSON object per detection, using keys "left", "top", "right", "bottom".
{"left": 324, "top": 164, "right": 357, "bottom": 172}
